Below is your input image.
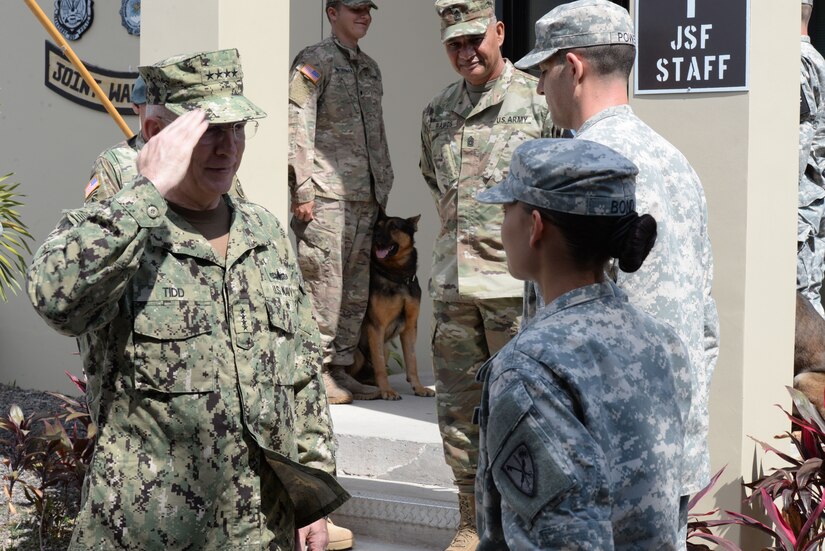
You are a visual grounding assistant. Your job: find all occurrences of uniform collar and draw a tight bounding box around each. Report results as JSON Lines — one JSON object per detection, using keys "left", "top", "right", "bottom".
{"left": 332, "top": 34, "right": 361, "bottom": 60}
{"left": 803, "top": 36, "right": 812, "bottom": 44}
{"left": 149, "top": 195, "right": 271, "bottom": 268}
{"left": 470, "top": 60, "right": 515, "bottom": 117}
{"left": 577, "top": 104, "right": 633, "bottom": 134}
{"left": 534, "top": 279, "right": 626, "bottom": 322}
{"left": 451, "top": 59, "right": 516, "bottom": 118}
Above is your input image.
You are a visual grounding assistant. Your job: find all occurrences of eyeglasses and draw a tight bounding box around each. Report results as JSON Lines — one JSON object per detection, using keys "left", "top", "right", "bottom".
{"left": 200, "top": 120, "right": 259, "bottom": 144}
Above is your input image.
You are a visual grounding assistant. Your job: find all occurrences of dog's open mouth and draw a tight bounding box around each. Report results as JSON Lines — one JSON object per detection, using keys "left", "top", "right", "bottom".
{"left": 375, "top": 244, "right": 398, "bottom": 259}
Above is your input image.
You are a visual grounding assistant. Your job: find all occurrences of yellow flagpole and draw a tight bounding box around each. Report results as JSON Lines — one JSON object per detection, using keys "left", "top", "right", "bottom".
{"left": 23, "top": 0, "right": 134, "bottom": 138}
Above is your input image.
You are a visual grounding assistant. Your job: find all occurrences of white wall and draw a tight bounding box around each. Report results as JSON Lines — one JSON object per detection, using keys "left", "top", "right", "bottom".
{"left": 0, "top": 0, "right": 139, "bottom": 394}
{"left": 290, "top": 1, "right": 457, "bottom": 375}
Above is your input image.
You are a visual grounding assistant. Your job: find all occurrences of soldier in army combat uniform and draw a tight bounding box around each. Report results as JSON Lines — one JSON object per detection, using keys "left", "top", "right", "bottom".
{"left": 519, "top": 0, "right": 720, "bottom": 541}
{"left": 419, "top": 1, "right": 561, "bottom": 549}
{"left": 27, "top": 49, "right": 348, "bottom": 551}
{"left": 288, "top": 0, "right": 392, "bottom": 406}
{"left": 475, "top": 138, "right": 691, "bottom": 550}
{"left": 799, "top": 0, "right": 825, "bottom": 316}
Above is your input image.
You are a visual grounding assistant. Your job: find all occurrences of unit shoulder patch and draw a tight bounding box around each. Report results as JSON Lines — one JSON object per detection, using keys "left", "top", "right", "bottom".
{"left": 289, "top": 68, "right": 318, "bottom": 108}
{"left": 502, "top": 443, "right": 536, "bottom": 497}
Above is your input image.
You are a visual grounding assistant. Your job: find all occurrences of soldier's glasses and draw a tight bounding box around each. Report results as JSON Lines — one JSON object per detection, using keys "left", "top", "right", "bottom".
{"left": 201, "top": 120, "right": 259, "bottom": 144}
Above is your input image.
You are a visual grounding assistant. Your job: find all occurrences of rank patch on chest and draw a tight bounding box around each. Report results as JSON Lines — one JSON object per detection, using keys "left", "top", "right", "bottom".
{"left": 502, "top": 443, "right": 536, "bottom": 497}
{"left": 299, "top": 64, "right": 321, "bottom": 84}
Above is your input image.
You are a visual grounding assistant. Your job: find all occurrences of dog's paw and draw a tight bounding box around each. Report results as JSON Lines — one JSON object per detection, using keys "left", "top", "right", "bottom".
{"left": 381, "top": 389, "right": 402, "bottom": 400}
{"left": 413, "top": 387, "right": 435, "bottom": 398}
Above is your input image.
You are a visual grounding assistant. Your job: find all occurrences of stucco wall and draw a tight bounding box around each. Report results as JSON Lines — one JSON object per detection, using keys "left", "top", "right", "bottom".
{"left": 0, "top": 0, "right": 139, "bottom": 393}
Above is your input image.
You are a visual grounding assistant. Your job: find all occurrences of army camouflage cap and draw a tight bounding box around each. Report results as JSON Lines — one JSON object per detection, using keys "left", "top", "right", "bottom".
{"left": 327, "top": 0, "right": 378, "bottom": 9}
{"left": 515, "top": 0, "right": 635, "bottom": 70}
{"left": 140, "top": 49, "right": 266, "bottom": 123}
{"left": 435, "top": 0, "right": 495, "bottom": 43}
{"left": 476, "top": 138, "right": 639, "bottom": 216}
{"left": 131, "top": 76, "right": 146, "bottom": 105}
{"left": 803, "top": 0, "right": 813, "bottom": 6}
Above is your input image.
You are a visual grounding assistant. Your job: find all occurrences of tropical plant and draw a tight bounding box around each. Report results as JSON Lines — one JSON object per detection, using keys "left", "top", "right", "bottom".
{"left": 685, "top": 386, "right": 825, "bottom": 550}
{"left": 0, "top": 173, "right": 34, "bottom": 301}
{"left": 0, "top": 372, "right": 94, "bottom": 548}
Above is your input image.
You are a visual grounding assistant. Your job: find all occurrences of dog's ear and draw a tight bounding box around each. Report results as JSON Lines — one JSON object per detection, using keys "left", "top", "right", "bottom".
{"left": 377, "top": 205, "right": 388, "bottom": 221}
{"left": 407, "top": 214, "right": 421, "bottom": 230}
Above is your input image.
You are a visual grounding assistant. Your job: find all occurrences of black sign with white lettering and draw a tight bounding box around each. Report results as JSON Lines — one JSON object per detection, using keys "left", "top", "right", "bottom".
{"left": 634, "top": 0, "right": 749, "bottom": 94}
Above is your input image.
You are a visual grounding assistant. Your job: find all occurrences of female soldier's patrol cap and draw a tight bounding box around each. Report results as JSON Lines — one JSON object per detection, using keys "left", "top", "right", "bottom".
{"left": 803, "top": 0, "right": 813, "bottom": 6}
{"left": 327, "top": 0, "right": 378, "bottom": 9}
{"left": 476, "top": 139, "right": 639, "bottom": 217}
{"left": 435, "top": 0, "right": 494, "bottom": 43}
{"left": 139, "top": 48, "right": 267, "bottom": 124}
{"left": 515, "top": 0, "right": 635, "bottom": 70}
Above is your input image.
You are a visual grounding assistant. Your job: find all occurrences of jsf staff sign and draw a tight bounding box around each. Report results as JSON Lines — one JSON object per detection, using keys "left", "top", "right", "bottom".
{"left": 635, "top": 0, "right": 749, "bottom": 94}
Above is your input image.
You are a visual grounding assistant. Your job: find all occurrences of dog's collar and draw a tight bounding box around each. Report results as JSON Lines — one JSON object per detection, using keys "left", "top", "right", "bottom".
{"left": 372, "top": 262, "right": 418, "bottom": 288}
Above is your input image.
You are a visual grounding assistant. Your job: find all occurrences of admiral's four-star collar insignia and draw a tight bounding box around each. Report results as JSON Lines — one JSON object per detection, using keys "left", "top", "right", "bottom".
{"left": 502, "top": 443, "right": 536, "bottom": 497}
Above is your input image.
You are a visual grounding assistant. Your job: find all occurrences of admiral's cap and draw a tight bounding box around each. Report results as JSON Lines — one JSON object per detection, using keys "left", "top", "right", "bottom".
{"left": 435, "top": 0, "right": 494, "bottom": 43}
{"left": 515, "top": 0, "right": 635, "bottom": 70}
{"left": 140, "top": 49, "right": 266, "bottom": 124}
{"left": 476, "top": 139, "right": 639, "bottom": 217}
{"left": 131, "top": 76, "right": 146, "bottom": 105}
{"left": 327, "top": 0, "right": 378, "bottom": 9}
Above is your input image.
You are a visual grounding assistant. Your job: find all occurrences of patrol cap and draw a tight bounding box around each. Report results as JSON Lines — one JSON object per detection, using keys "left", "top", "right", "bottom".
{"left": 515, "top": 0, "right": 635, "bottom": 70}
{"left": 140, "top": 49, "right": 267, "bottom": 124}
{"left": 327, "top": 0, "right": 378, "bottom": 9}
{"left": 803, "top": 0, "right": 813, "bottom": 6}
{"left": 435, "top": 0, "right": 494, "bottom": 43}
{"left": 476, "top": 139, "right": 639, "bottom": 217}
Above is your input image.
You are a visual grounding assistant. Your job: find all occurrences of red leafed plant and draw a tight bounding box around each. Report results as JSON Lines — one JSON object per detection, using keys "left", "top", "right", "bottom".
{"left": 686, "top": 386, "right": 825, "bottom": 550}
{"left": 0, "top": 371, "right": 96, "bottom": 548}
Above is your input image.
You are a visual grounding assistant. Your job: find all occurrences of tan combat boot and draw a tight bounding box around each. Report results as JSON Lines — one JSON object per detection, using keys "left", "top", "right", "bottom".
{"left": 328, "top": 364, "right": 381, "bottom": 400}
{"left": 326, "top": 517, "right": 354, "bottom": 550}
{"left": 322, "top": 366, "right": 353, "bottom": 405}
{"left": 446, "top": 493, "right": 479, "bottom": 551}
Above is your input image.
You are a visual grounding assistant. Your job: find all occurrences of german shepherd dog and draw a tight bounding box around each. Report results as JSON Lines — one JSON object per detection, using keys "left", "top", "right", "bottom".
{"left": 349, "top": 210, "right": 435, "bottom": 400}
{"left": 794, "top": 291, "right": 825, "bottom": 418}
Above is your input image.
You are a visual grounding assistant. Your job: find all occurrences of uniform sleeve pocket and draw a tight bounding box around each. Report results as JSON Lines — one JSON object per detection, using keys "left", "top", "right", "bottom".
{"left": 132, "top": 300, "right": 216, "bottom": 393}
{"left": 489, "top": 382, "right": 576, "bottom": 526}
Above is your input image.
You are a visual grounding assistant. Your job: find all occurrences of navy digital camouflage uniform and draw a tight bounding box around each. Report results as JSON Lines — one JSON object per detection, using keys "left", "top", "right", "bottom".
{"left": 27, "top": 49, "right": 348, "bottom": 550}
{"left": 421, "top": 0, "right": 560, "bottom": 492}
{"left": 288, "top": 22, "right": 393, "bottom": 367}
{"left": 799, "top": 14, "right": 825, "bottom": 316}
{"left": 474, "top": 139, "right": 691, "bottom": 550}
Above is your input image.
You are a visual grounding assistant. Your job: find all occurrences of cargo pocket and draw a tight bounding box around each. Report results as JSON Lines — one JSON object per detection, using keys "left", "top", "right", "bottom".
{"left": 132, "top": 299, "right": 216, "bottom": 393}
{"left": 488, "top": 381, "right": 576, "bottom": 527}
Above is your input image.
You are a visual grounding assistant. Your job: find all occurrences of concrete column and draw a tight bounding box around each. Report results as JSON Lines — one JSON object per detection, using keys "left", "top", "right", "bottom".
{"left": 631, "top": 0, "right": 797, "bottom": 545}
{"left": 141, "top": 0, "right": 289, "bottom": 221}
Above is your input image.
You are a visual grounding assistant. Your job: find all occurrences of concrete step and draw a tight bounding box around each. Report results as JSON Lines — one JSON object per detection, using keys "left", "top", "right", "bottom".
{"left": 329, "top": 371, "right": 457, "bottom": 550}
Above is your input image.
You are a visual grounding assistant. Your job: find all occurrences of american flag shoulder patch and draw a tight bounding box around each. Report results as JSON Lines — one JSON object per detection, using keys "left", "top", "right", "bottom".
{"left": 299, "top": 64, "right": 321, "bottom": 84}
{"left": 84, "top": 176, "right": 100, "bottom": 199}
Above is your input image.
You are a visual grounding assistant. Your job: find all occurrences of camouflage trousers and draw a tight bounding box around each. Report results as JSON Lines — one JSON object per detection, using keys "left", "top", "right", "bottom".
{"left": 798, "top": 199, "right": 825, "bottom": 317}
{"left": 292, "top": 197, "right": 378, "bottom": 366}
{"left": 432, "top": 297, "right": 522, "bottom": 494}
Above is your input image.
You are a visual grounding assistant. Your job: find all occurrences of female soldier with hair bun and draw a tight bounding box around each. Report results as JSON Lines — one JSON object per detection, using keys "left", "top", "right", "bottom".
{"left": 473, "top": 138, "right": 692, "bottom": 551}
